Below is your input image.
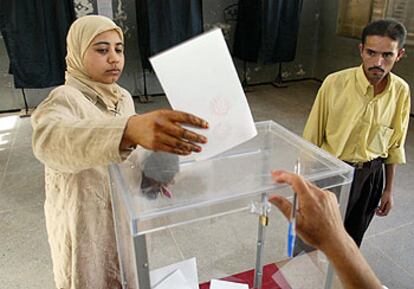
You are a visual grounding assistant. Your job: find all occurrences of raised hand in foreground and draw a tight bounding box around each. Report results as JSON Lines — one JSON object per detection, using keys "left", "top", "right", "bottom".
{"left": 269, "top": 170, "right": 383, "bottom": 289}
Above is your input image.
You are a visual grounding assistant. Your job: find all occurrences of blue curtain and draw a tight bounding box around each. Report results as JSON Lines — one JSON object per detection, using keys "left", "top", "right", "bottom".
{"left": 0, "top": 0, "right": 75, "bottom": 88}
{"left": 233, "top": 0, "right": 303, "bottom": 64}
{"left": 135, "top": 0, "right": 203, "bottom": 69}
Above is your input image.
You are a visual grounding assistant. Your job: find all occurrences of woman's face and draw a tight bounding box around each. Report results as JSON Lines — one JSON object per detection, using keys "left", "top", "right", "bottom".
{"left": 83, "top": 30, "right": 124, "bottom": 84}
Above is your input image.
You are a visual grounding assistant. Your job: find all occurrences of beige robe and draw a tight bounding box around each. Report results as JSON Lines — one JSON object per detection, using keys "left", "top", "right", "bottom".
{"left": 32, "top": 76, "right": 136, "bottom": 289}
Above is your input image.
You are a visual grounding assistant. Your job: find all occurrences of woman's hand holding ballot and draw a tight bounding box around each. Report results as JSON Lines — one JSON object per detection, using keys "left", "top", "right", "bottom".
{"left": 121, "top": 109, "right": 209, "bottom": 155}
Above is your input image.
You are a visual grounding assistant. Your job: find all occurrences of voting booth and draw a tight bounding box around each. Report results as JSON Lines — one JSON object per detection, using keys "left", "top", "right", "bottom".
{"left": 109, "top": 120, "right": 354, "bottom": 289}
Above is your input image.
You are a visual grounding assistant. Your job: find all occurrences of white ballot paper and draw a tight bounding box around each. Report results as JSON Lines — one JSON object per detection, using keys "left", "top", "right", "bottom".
{"left": 150, "top": 28, "right": 257, "bottom": 161}
{"left": 272, "top": 253, "right": 325, "bottom": 289}
{"left": 153, "top": 269, "right": 192, "bottom": 289}
{"left": 210, "top": 279, "right": 249, "bottom": 289}
{"left": 150, "top": 257, "right": 199, "bottom": 289}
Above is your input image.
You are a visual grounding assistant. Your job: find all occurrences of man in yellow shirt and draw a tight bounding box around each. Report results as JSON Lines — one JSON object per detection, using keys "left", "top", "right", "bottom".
{"left": 303, "top": 19, "right": 411, "bottom": 246}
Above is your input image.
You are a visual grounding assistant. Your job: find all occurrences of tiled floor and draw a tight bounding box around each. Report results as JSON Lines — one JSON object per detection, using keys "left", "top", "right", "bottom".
{"left": 0, "top": 81, "right": 413, "bottom": 288}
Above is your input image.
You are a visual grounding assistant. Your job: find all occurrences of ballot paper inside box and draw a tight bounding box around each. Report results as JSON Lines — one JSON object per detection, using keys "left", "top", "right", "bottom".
{"left": 109, "top": 120, "right": 354, "bottom": 289}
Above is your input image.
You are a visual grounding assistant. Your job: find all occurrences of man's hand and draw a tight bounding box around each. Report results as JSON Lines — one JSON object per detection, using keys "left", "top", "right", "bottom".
{"left": 121, "top": 109, "right": 208, "bottom": 155}
{"left": 376, "top": 189, "right": 393, "bottom": 216}
{"left": 269, "top": 170, "right": 349, "bottom": 253}
{"left": 269, "top": 170, "right": 383, "bottom": 289}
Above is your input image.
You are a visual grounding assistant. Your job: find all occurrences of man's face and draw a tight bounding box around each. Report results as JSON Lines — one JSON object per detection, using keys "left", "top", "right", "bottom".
{"left": 359, "top": 35, "right": 405, "bottom": 84}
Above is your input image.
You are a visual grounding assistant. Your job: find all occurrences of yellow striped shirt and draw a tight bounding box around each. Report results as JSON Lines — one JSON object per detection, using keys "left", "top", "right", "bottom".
{"left": 303, "top": 65, "right": 410, "bottom": 164}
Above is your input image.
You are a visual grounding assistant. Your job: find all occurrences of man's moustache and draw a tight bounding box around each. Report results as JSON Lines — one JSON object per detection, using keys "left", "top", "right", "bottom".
{"left": 368, "top": 66, "right": 385, "bottom": 72}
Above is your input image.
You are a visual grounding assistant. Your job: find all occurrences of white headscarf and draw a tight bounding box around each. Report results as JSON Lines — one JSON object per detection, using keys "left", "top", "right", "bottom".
{"left": 65, "top": 15, "right": 124, "bottom": 106}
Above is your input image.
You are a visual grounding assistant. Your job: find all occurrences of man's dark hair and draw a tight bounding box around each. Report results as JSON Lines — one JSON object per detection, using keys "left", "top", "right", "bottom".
{"left": 362, "top": 19, "right": 407, "bottom": 48}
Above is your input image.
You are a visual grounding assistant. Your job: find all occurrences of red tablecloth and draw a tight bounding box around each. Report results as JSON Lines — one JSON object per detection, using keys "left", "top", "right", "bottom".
{"left": 199, "top": 263, "right": 291, "bottom": 289}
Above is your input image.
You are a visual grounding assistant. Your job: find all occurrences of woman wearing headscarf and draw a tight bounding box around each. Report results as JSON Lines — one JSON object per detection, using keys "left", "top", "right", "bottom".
{"left": 31, "top": 15, "right": 208, "bottom": 289}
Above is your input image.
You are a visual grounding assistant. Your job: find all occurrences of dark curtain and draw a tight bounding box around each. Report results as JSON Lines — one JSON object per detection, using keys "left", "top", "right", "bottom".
{"left": 0, "top": 0, "right": 75, "bottom": 88}
{"left": 135, "top": 0, "right": 203, "bottom": 69}
{"left": 233, "top": 0, "right": 303, "bottom": 64}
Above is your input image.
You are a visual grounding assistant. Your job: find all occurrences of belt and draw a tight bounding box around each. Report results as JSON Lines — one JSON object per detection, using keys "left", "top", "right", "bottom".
{"left": 345, "top": 158, "right": 384, "bottom": 170}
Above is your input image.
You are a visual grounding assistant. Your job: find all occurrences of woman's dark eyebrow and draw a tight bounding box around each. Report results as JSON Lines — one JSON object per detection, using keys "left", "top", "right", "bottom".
{"left": 93, "top": 41, "right": 124, "bottom": 46}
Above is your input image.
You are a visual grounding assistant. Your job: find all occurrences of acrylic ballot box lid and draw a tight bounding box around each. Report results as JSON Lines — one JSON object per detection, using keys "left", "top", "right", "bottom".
{"left": 109, "top": 120, "right": 353, "bottom": 237}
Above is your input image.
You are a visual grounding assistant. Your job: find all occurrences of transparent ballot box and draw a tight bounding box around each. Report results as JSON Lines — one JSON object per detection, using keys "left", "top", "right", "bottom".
{"left": 109, "top": 120, "right": 354, "bottom": 289}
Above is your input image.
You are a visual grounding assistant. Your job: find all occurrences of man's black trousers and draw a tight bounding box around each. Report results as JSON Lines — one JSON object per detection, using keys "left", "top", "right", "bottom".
{"left": 344, "top": 158, "right": 384, "bottom": 246}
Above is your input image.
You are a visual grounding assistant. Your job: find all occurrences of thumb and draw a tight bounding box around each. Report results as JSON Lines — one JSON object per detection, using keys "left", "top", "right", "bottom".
{"left": 269, "top": 195, "right": 292, "bottom": 220}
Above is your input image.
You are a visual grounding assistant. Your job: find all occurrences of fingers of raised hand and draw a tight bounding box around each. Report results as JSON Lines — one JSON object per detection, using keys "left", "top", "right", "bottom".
{"left": 271, "top": 170, "right": 315, "bottom": 201}
{"left": 268, "top": 195, "right": 292, "bottom": 220}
